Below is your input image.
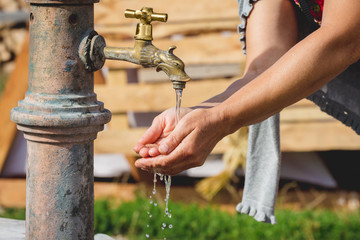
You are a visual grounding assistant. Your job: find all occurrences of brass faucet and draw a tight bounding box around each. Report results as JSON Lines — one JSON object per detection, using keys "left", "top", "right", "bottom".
{"left": 80, "top": 7, "right": 190, "bottom": 90}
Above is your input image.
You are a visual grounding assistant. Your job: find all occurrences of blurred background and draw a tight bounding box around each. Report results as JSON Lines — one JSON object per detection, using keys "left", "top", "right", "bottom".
{"left": 1, "top": 0, "right": 360, "bottom": 239}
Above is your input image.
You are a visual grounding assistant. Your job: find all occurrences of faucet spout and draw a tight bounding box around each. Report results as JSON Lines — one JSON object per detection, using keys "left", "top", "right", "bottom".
{"left": 137, "top": 42, "right": 190, "bottom": 89}
{"left": 101, "top": 39, "right": 190, "bottom": 90}
{"left": 79, "top": 7, "right": 190, "bottom": 90}
{"left": 104, "top": 46, "right": 138, "bottom": 65}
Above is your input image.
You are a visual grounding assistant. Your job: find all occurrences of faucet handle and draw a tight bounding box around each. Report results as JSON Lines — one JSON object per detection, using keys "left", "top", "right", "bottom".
{"left": 125, "top": 7, "right": 167, "bottom": 40}
{"left": 125, "top": 7, "right": 168, "bottom": 25}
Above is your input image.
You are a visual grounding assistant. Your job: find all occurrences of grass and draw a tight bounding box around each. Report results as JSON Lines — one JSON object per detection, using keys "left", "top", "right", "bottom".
{"left": 94, "top": 198, "right": 360, "bottom": 240}
{"left": 0, "top": 207, "right": 25, "bottom": 220}
{"left": 2, "top": 197, "right": 360, "bottom": 240}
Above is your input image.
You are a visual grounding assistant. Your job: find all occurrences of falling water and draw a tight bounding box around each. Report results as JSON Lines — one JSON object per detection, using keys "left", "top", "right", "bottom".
{"left": 146, "top": 89, "right": 183, "bottom": 239}
{"left": 163, "top": 89, "right": 182, "bottom": 218}
{"left": 163, "top": 174, "right": 172, "bottom": 217}
{"left": 175, "top": 89, "right": 183, "bottom": 125}
{"left": 152, "top": 171, "right": 157, "bottom": 195}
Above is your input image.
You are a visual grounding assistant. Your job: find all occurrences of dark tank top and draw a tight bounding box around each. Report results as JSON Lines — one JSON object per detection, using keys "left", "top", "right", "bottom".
{"left": 294, "top": 0, "right": 324, "bottom": 25}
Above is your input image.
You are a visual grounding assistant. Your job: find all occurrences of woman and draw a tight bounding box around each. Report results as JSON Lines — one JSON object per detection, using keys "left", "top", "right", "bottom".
{"left": 133, "top": 0, "right": 360, "bottom": 223}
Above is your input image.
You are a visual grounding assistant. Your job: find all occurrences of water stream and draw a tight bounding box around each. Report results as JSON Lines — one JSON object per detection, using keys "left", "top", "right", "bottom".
{"left": 175, "top": 89, "right": 183, "bottom": 126}
{"left": 146, "top": 89, "right": 183, "bottom": 239}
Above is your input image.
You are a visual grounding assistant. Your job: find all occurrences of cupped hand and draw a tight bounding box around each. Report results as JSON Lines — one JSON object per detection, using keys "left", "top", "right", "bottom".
{"left": 133, "top": 107, "right": 192, "bottom": 158}
{"left": 134, "top": 107, "right": 228, "bottom": 175}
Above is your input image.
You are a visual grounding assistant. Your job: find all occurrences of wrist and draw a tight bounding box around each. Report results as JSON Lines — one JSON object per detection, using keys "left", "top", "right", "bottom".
{"left": 207, "top": 105, "right": 236, "bottom": 138}
{"left": 212, "top": 100, "right": 248, "bottom": 136}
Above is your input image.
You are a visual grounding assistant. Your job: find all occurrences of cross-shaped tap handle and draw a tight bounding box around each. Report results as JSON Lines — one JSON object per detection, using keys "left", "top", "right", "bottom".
{"left": 125, "top": 7, "right": 168, "bottom": 25}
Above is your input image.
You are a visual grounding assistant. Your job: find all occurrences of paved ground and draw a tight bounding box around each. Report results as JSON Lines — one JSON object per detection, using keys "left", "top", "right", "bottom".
{"left": 0, "top": 218, "right": 119, "bottom": 240}
{"left": 0, "top": 218, "right": 25, "bottom": 240}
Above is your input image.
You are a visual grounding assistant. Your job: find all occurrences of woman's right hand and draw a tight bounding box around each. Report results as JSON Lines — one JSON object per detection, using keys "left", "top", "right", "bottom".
{"left": 133, "top": 107, "right": 192, "bottom": 158}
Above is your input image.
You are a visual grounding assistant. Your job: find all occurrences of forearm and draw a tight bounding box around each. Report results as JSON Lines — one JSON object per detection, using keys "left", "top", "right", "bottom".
{"left": 190, "top": 74, "right": 257, "bottom": 109}
{"left": 216, "top": 26, "right": 359, "bottom": 134}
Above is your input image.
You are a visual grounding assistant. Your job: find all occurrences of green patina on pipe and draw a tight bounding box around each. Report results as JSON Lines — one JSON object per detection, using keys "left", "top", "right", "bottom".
{"left": 10, "top": 1, "right": 110, "bottom": 239}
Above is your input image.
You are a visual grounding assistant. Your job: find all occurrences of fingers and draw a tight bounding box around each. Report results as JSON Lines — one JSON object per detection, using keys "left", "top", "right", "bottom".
{"left": 133, "top": 107, "right": 192, "bottom": 155}
{"left": 135, "top": 108, "right": 222, "bottom": 175}
{"left": 138, "top": 118, "right": 163, "bottom": 145}
{"left": 133, "top": 143, "right": 144, "bottom": 153}
{"left": 137, "top": 144, "right": 161, "bottom": 158}
{"left": 135, "top": 155, "right": 184, "bottom": 176}
{"left": 157, "top": 120, "right": 190, "bottom": 155}
{"left": 134, "top": 145, "right": 205, "bottom": 176}
{"left": 133, "top": 116, "right": 164, "bottom": 154}
{"left": 135, "top": 131, "right": 205, "bottom": 175}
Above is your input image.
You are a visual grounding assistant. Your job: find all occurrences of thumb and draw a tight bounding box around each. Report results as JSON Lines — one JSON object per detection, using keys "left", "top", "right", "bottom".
{"left": 158, "top": 121, "right": 191, "bottom": 155}
{"left": 137, "top": 116, "right": 163, "bottom": 145}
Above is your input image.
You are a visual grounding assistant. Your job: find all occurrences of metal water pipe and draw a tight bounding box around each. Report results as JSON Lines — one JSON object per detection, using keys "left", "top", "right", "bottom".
{"left": 10, "top": 1, "right": 190, "bottom": 239}
{"left": 10, "top": 0, "right": 111, "bottom": 239}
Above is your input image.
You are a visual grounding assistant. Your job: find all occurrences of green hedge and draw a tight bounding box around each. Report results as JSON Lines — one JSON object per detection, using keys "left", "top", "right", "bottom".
{"left": 94, "top": 198, "right": 360, "bottom": 240}
{"left": 2, "top": 197, "right": 360, "bottom": 240}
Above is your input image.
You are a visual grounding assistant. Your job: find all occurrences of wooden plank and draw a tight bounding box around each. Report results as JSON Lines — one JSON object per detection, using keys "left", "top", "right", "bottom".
{"left": 0, "top": 179, "right": 26, "bottom": 208}
{"left": 95, "top": 78, "right": 235, "bottom": 113}
{"left": 103, "top": 33, "right": 245, "bottom": 69}
{"left": 280, "top": 104, "right": 336, "bottom": 122}
{"left": 95, "top": 0, "right": 240, "bottom": 26}
{"left": 0, "top": 35, "right": 29, "bottom": 172}
{"left": 106, "top": 64, "right": 243, "bottom": 84}
{"left": 0, "top": 179, "right": 139, "bottom": 208}
{"left": 105, "top": 69, "right": 128, "bottom": 86}
{"left": 280, "top": 121, "right": 360, "bottom": 151}
{"left": 95, "top": 128, "right": 230, "bottom": 155}
{"left": 96, "top": 120, "right": 360, "bottom": 156}
{"left": 136, "top": 63, "right": 244, "bottom": 82}
{"left": 97, "top": 20, "right": 241, "bottom": 40}
{"left": 288, "top": 99, "right": 318, "bottom": 107}
{"left": 107, "top": 114, "right": 129, "bottom": 130}
{"left": 0, "top": 179, "right": 239, "bottom": 208}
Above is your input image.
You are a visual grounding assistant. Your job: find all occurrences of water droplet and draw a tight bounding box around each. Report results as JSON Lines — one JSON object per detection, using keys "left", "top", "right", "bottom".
{"left": 169, "top": 224, "right": 173, "bottom": 229}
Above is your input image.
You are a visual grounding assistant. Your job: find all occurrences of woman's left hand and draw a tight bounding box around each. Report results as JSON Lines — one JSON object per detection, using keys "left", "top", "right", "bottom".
{"left": 135, "top": 108, "right": 227, "bottom": 175}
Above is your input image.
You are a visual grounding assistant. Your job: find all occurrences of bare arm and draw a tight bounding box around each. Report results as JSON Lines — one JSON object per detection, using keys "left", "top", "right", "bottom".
{"left": 214, "top": 0, "right": 360, "bottom": 135}
{"left": 134, "top": 0, "right": 360, "bottom": 175}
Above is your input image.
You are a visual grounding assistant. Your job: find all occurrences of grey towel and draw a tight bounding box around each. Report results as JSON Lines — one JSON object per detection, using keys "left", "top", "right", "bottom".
{"left": 236, "top": 0, "right": 280, "bottom": 224}
{"left": 236, "top": 114, "right": 280, "bottom": 224}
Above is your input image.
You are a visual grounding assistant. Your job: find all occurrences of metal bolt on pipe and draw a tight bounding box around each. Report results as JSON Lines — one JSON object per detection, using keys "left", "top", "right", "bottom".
{"left": 11, "top": 0, "right": 111, "bottom": 239}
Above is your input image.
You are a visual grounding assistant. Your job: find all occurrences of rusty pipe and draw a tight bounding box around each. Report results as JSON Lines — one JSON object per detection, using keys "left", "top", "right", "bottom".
{"left": 10, "top": 0, "right": 111, "bottom": 239}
